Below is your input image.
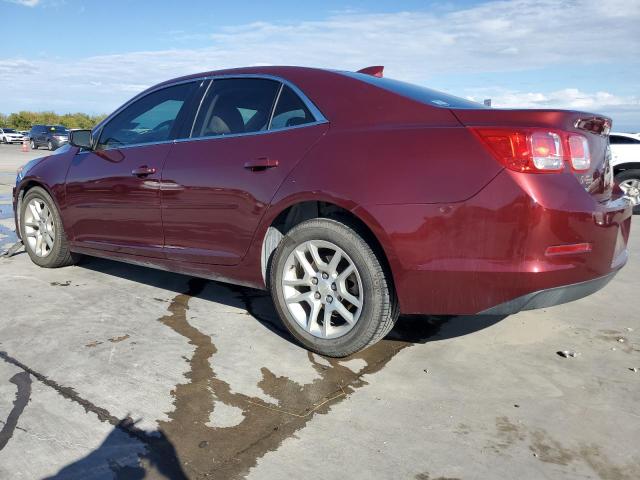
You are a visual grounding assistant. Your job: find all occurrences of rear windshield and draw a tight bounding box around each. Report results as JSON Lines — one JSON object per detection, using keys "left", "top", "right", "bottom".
{"left": 340, "top": 72, "right": 486, "bottom": 110}
{"left": 48, "top": 126, "right": 68, "bottom": 133}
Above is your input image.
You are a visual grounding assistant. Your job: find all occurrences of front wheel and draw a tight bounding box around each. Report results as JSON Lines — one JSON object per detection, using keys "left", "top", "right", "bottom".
{"left": 20, "top": 186, "right": 79, "bottom": 268}
{"left": 30, "top": 139, "right": 37, "bottom": 150}
{"left": 270, "top": 218, "right": 398, "bottom": 357}
{"left": 615, "top": 169, "right": 640, "bottom": 214}
{"left": 47, "top": 140, "right": 54, "bottom": 151}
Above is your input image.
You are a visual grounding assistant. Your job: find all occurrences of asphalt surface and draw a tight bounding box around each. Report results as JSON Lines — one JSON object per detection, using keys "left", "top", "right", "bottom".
{"left": 0, "top": 142, "right": 639, "bottom": 479}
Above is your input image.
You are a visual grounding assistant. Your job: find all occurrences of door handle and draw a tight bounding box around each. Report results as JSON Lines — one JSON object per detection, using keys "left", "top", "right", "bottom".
{"left": 244, "top": 157, "right": 279, "bottom": 171}
{"left": 131, "top": 166, "right": 157, "bottom": 177}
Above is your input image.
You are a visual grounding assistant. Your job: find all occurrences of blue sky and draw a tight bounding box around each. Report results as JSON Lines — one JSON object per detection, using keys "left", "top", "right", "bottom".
{"left": 2, "top": 0, "right": 639, "bottom": 131}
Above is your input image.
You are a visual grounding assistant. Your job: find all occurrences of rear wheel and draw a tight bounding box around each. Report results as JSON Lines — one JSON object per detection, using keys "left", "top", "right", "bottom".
{"left": 20, "top": 187, "right": 78, "bottom": 268}
{"left": 47, "top": 140, "right": 54, "bottom": 151}
{"left": 270, "top": 218, "right": 398, "bottom": 357}
{"left": 615, "top": 169, "right": 640, "bottom": 214}
{"left": 30, "top": 139, "right": 37, "bottom": 150}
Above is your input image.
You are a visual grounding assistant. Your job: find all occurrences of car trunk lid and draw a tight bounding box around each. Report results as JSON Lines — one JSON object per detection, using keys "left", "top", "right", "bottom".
{"left": 451, "top": 108, "right": 613, "bottom": 202}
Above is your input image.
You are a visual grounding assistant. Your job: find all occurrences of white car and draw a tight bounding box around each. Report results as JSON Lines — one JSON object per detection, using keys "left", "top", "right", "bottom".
{"left": 610, "top": 132, "right": 640, "bottom": 213}
{"left": 0, "top": 127, "right": 25, "bottom": 144}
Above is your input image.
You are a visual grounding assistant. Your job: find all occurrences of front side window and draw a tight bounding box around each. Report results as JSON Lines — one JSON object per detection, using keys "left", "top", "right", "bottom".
{"left": 270, "top": 85, "right": 314, "bottom": 130}
{"left": 192, "top": 78, "right": 280, "bottom": 138}
{"left": 97, "top": 82, "right": 197, "bottom": 150}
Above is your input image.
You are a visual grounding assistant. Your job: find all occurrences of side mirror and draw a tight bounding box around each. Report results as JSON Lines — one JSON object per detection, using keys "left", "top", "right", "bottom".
{"left": 69, "top": 129, "right": 93, "bottom": 149}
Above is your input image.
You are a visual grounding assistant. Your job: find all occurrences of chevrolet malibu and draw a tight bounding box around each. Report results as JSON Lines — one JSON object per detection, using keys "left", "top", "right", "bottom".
{"left": 13, "top": 66, "right": 632, "bottom": 357}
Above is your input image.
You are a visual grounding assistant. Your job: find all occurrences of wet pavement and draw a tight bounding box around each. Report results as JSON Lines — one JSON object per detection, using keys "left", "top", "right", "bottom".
{"left": 1, "top": 143, "right": 639, "bottom": 479}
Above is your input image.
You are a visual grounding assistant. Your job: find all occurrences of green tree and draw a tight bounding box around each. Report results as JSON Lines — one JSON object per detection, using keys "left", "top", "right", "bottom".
{"left": 0, "top": 111, "right": 108, "bottom": 130}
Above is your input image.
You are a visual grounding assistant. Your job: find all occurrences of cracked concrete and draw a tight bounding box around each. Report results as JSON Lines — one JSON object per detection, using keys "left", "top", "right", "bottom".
{"left": 1, "top": 143, "right": 639, "bottom": 479}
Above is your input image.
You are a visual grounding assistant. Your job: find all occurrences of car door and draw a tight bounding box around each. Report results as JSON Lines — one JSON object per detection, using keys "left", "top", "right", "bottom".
{"left": 610, "top": 135, "right": 640, "bottom": 166}
{"left": 161, "top": 78, "right": 329, "bottom": 265}
{"left": 64, "top": 81, "right": 201, "bottom": 257}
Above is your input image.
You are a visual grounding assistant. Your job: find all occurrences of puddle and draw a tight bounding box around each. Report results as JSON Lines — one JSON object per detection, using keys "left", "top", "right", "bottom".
{"left": 0, "top": 271, "right": 451, "bottom": 478}
{"left": 151, "top": 279, "right": 446, "bottom": 479}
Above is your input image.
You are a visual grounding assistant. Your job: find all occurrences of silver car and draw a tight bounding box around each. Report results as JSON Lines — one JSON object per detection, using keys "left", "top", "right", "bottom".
{"left": 0, "top": 128, "right": 25, "bottom": 144}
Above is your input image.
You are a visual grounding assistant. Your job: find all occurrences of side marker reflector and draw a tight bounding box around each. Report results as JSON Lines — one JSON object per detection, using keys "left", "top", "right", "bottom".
{"left": 545, "top": 243, "right": 592, "bottom": 256}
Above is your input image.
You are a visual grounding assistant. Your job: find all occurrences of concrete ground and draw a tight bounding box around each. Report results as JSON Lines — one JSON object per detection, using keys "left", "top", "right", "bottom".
{"left": 0, "top": 142, "right": 639, "bottom": 479}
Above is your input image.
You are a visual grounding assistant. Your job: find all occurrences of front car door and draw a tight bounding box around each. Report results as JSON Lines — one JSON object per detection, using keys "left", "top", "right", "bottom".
{"left": 161, "top": 77, "right": 329, "bottom": 265}
{"left": 64, "top": 81, "right": 201, "bottom": 257}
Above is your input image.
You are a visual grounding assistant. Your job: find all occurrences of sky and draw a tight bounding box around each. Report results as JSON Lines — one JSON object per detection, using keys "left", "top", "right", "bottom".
{"left": 1, "top": 0, "right": 639, "bottom": 131}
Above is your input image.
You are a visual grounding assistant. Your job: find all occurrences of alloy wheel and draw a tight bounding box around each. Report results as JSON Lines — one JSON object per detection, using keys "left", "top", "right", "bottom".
{"left": 282, "top": 239, "right": 363, "bottom": 339}
{"left": 23, "top": 197, "right": 55, "bottom": 257}
{"left": 619, "top": 178, "right": 640, "bottom": 206}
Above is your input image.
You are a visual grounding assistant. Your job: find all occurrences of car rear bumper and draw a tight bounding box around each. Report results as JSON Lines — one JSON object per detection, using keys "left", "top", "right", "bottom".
{"left": 479, "top": 269, "right": 619, "bottom": 315}
{"left": 363, "top": 169, "right": 632, "bottom": 315}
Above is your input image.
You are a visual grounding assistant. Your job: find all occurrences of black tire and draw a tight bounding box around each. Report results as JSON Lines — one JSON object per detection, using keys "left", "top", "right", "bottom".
{"left": 614, "top": 169, "right": 640, "bottom": 214}
{"left": 270, "top": 218, "right": 398, "bottom": 357}
{"left": 47, "top": 140, "right": 54, "bottom": 151}
{"left": 30, "top": 139, "right": 38, "bottom": 150}
{"left": 20, "top": 186, "right": 79, "bottom": 268}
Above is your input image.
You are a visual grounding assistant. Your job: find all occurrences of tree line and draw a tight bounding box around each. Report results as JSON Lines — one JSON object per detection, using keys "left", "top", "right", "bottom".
{"left": 0, "top": 111, "right": 108, "bottom": 130}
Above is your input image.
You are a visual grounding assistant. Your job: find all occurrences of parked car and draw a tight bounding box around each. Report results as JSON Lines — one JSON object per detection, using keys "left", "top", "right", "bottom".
{"left": 610, "top": 132, "right": 640, "bottom": 213}
{"left": 28, "top": 125, "right": 69, "bottom": 150}
{"left": 0, "top": 127, "right": 25, "bottom": 144}
{"left": 13, "top": 66, "right": 633, "bottom": 356}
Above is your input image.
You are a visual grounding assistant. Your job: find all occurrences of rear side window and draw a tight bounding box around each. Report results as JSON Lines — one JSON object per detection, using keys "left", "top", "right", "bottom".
{"left": 270, "top": 85, "right": 314, "bottom": 130}
{"left": 340, "top": 72, "right": 486, "bottom": 109}
{"left": 192, "top": 78, "right": 280, "bottom": 138}
{"left": 97, "top": 82, "right": 198, "bottom": 150}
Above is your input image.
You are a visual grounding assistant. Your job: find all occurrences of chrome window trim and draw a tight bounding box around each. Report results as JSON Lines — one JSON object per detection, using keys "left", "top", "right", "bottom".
{"left": 189, "top": 79, "right": 213, "bottom": 138}
{"left": 267, "top": 83, "right": 285, "bottom": 131}
{"left": 91, "top": 73, "right": 328, "bottom": 153}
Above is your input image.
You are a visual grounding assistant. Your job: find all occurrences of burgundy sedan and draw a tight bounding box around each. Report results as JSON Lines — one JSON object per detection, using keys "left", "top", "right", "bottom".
{"left": 13, "top": 66, "right": 632, "bottom": 356}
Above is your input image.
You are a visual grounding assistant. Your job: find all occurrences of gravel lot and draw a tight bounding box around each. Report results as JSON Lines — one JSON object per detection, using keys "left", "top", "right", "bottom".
{"left": 0, "top": 142, "right": 639, "bottom": 479}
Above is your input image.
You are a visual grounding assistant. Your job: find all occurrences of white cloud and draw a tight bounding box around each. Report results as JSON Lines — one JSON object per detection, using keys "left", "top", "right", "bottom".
{"left": 1, "top": 0, "right": 638, "bottom": 129}
{"left": 470, "top": 88, "right": 639, "bottom": 110}
{"left": 4, "top": 0, "right": 40, "bottom": 6}
{"left": 465, "top": 88, "right": 640, "bottom": 131}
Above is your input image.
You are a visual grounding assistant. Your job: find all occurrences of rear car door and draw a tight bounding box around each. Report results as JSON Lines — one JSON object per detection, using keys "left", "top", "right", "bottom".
{"left": 64, "top": 81, "right": 201, "bottom": 257}
{"left": 161, "top": 77, "right": 329, "bottom": 265}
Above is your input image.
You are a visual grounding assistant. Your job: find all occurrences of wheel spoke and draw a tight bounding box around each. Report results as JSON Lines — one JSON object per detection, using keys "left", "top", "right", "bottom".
{"left": 336, "top": 264, "right": 354, "bottom": 283}
{"left": 24, "top": 221, "right": 38, "bottom": 228}
{"left": 322, "top": 306, "right": 332, "bottom": 337}
{"left": 28, "top": 203, "right": 41, "bottom": 221}
{"left": 327, "top": 251, "right": 342, "bottom": 276}
{"left": 283, "top": 278, "right": 311, "bottom": 287}
{"left": 308, "top": 242, "right": 326, "bottom": 268}
{"left": 35, "top": 233, "right": 43, "bottom": 255}
{"left": 338, "top": 286, "right": 362, "bottom": 308}
{"left": 333, "top": 301, "right": 355, "bottom": 324}
{"left": 308, "top": 301, "right": 322, "bottom": 334}
{"left": 286, "top": 291, "right": 313, "bottom": 305}
{"left": 44, "top": 232, "right": 54, "bottom": 249}
{"left": 294, "top": 249, "right": 316, "bottom": 277}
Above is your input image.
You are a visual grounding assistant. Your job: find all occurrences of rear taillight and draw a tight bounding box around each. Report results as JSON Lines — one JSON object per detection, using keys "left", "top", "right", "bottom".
{"left": 568, "top": 135, "right": 590, "bottom": 171}
{"left": 473, "top": 128, "right": 591, "bottom": 174}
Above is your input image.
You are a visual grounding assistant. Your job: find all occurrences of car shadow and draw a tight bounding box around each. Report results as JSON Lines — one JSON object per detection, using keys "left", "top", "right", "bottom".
{"left": 77, "top": 256, "right": 507, "bottom": 347}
